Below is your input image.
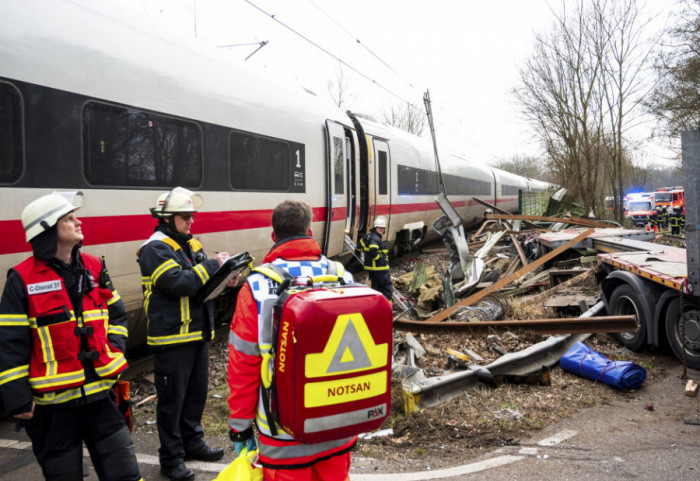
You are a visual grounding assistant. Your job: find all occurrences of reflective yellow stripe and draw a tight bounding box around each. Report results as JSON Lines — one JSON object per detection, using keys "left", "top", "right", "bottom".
{"left": 107, "top": 324, "right": 128, "bottom": 337}
{"left": 37, "top": 326, "right": 57, "bottom": 376}
{"left": 189, "top": 238, "right": 204, "bottom": 252}
{"left": 33, "top": 379, "right": 115, "bottom": 406}
{"left": 193, "top": 264, "right": 210, "bottom": 284}
{"left": 0, "top": 365, "right": 29, "bottom": 385}
{"left": 83, "top": 309, "right": 108, "bottom": 322}
{"left": 252, "top": 267, "right": 284, "bottom": 283}
{"left": 0, "top": 314, "right": 29, "bottom": 327}
{"left": 147, "top": 331, "right": 204, "bottom": 346}
{"left": 179, "top": 297, "right": 190, "bottom": 334}
{"left": 94, "top": 354, "right": 127, "bottom": 378}
{"left": 152, "top": 259, "right": 179, "bottom": 284}
{"left": 106, "top": 291, "right": 121, "bottom": 305}
{"left": 365, "top": 265, "right": 390, "bottom": 271}
{"left": 29, "top": 369, "right": 85, "bottom": 390}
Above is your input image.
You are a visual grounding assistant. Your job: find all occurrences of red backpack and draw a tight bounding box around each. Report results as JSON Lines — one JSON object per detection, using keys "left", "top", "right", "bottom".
{"left": 256, "top": 264, "right": 393, "bottom": 443}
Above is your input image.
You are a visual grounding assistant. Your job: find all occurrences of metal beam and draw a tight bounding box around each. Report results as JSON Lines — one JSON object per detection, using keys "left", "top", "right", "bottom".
{"left": 486, "top": 213, "right": 615, "bottom": 229}
{"left": 394, "top": 315, "right": 636, "bottom": 334}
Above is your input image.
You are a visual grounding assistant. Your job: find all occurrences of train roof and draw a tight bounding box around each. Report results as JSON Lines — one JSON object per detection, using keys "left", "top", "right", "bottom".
{"left": 0, "top": 0, "right": 350, "bottom": 137}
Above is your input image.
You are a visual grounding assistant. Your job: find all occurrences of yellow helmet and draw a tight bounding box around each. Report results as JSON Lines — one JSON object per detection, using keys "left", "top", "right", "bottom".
{"left": 150, "top": 187, "right": 202, "bottom": 218}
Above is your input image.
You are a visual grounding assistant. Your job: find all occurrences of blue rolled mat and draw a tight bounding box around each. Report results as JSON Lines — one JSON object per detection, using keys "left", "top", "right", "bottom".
{"left": 559, "top": 341, "right": 647, "bottom": 390}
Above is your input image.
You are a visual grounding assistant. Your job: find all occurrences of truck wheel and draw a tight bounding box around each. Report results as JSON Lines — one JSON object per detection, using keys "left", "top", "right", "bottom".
{"left": 664, "top": 298, "right": 700, "bottom": 370}
{"left": 609, "top": 284, "right": 647, "bottom": 351}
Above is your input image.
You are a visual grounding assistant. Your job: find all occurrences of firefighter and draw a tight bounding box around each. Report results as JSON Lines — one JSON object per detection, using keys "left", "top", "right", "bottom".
{"left": 0, "top": 192, "right": 142, "bottom": 481}
{"left": 670, "top": 208, "right": 681, "bottom": 235}
{"left": 357, "top": 216, "right": 393, "bottom": 300}
{"left": 137, "top": 187, "right": 229, "bottom": 481}
{"left": 228, "top": 200, "right": 356, "bottom": 481}
{"left": 659, "top": 207, "right": 669, "bottom": 230}
{"left": 679, "top": 207, "right": 686, "bottom": 235}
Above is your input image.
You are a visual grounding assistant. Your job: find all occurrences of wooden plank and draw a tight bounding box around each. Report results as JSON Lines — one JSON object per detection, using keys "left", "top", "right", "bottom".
{"left": 486, "top": 213, "right": 615, "bottom": 230}
{"left": 518, "top": 268, "right": 595, "bottom": 308}
{"left": 510, "top": 233, "right": 529, "bottom": 265}
{"left": 472, "top": 197, "right": 541, "bottom": 229}
{"left": 425, "top": 228, "right": 594, "bottom": 323}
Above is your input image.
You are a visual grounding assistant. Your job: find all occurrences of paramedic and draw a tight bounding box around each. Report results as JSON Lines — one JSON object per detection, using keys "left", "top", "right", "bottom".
{"left": 358, "top": 216, "right": 393, "bottom": 300}
{"left": 227, "top": 199, "right": 356, "bottom": 481}
{"left": 0, "top": 192, "right": 142, "bottom": 481}
{"left": 137, "top": 187, "right": 228, "bottom": 481}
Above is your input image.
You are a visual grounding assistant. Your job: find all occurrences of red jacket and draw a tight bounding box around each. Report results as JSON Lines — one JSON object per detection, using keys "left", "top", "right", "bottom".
{"left": 227, "top": 237, "right": 356, "bottom": 469}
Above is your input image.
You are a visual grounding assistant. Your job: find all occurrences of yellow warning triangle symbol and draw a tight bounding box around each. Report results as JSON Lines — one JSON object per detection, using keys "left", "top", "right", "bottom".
{"left": 305, "top": 313, "right": 388, "bottom": 378}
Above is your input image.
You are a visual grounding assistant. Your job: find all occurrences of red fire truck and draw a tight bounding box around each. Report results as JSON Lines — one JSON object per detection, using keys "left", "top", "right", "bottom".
{"left": 653, "top": 187, "right": 684, "bottom": 213}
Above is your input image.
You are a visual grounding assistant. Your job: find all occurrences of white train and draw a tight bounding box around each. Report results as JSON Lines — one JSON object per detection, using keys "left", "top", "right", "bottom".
{"left": 0, "top": 0, "right": 550, "bottom": 347}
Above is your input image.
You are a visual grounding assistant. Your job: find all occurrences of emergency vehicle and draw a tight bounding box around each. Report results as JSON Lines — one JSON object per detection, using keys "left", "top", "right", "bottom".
{"left": 653, "top": 187, "right": 684, "bottom": 213}
{"left": 624, "top": 193, "right": 655, "bottom": 227}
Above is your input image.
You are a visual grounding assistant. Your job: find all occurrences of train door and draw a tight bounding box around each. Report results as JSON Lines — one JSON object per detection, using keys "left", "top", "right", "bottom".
{"left": 323, "top": 120, "right": 349, "bottom": 257}
{"left": 345, "top": 132, "right": 360, "bottom": 240}
{"left": 372, "top": 139, "right": 391, "bottom": 233}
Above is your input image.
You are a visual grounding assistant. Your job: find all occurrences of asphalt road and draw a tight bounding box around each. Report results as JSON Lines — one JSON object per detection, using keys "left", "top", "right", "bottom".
{"left": 0, "top": 355, "right": 697, "bottom": 480}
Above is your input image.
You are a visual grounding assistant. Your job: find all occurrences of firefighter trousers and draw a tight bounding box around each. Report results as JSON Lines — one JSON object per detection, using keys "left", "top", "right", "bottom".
{"left": 154, "top": 341, "right": 210, "bottom": 468}
{"left": 368, "top": 270, "right": 393, "bottom": 300}
{"left": 25, "top": 395, "right": 141, "bottom": 481}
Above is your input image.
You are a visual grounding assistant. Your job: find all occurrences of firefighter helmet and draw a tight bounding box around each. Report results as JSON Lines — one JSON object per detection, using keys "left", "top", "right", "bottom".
{"left": 373, "top": 216, "right": 387, "bottom": 229}
{"left": 150, "top": 187, "right": 202, "bottom": 218}
{"left": 21, "top": 191, "right": 84, "bottom": 242}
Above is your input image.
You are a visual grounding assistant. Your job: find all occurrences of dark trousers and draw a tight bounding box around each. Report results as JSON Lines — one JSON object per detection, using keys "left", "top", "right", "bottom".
{"left": 154, "top": 341, "right": 210, "bottom": 468}
{"left": 368, "top": 270, "right": 393, "bottom": 300}
{"left": 25, "top": 395, "right": 141, "bottom": 481}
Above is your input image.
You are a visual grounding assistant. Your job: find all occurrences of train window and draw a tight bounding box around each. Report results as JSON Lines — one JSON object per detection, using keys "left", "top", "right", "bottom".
{"left": 0, "top": 82, "right": 23, "bottom": 184}
{"left": 229, "top": 131, "right": 291, "bottom": 192}
{"left": 501, "top": 184, "right": 521, "bottom": 195}
{"left": 378, "top": 150, "right": 388, "bottom": 195}
{"left": 397, "top": 164, "right": 491, "bottom": 196}
{"left": 83, "top": 102, "right": 202, "bottom": 187}
{"left": 333, "top": 136, "right": 344, "bottom": 195}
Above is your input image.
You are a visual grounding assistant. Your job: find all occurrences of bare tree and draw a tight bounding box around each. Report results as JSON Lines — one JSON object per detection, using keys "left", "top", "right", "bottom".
{"left": 327, "top": 62, "right": 355, "bottom": 109}
{"left": 514, "top": 0, "right": 653, "bottom": 221}
{"left": 382, "top": 102, "right": 426, "bottom": 136}
{"left": 646, "top": 0, "right": 700, "bottom": 139}
{"left": 492, "top": 155, "right": 553, "bottom": 181}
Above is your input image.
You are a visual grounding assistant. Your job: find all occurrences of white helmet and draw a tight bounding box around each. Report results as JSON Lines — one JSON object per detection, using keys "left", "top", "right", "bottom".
{"left": 373, "top": 216, "right": 387, "bottom": 229}
{"left": 150, "top": 187, "right": 202, "bottom": 218}
{"left": 21, "top": 191, "right": 84, "bottom": 242}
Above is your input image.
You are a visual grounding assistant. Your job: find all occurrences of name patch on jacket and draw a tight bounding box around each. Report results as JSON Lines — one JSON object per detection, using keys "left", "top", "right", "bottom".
{"left": 27, "top": 280, "right": 62, "bottom": 295}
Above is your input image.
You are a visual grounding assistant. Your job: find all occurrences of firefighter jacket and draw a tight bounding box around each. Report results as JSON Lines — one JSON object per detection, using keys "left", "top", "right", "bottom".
{"left": 358, "top": 229, "right": 389, "bottom": 271}
{"left": 227, "top": 236, "right": 357, "bottom": 469}
{"left": 137, "top": 228, "right": 219, "bottom": 347}
{"left": 0, "top": 253, "right": 128, "bottom": 413}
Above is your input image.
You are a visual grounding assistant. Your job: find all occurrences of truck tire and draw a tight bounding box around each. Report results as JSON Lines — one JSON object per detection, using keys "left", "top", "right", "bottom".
{"left": 609, "top": 284, "right": 647, "bottom": 351}
{"left": 664, "top": 298, "right": 700, "bottom": 370}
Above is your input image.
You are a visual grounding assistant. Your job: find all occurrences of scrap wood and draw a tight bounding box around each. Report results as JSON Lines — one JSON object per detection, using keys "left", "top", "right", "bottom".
{"left": 135, "top": 394, "right": 157, "bottom": 407}
{"left": 394, "top": 314, "right": 637, "bottom": 334}
{"left": 471, "top": 197, "right": 541, "bottom": 230}
{"left": 686, "top": 379, "right": 698, "bottom": 397}
{"left": 485, "top": 213, "right": 615, "bottom": 230}
{"left": 518, "top": 268, "right": 595, "bottom": 308}
{"left": 425, "top": 229, "right": 594, "bottom": 323}
{"left": 509, "top": 233, "right": 529, "bottom": 265}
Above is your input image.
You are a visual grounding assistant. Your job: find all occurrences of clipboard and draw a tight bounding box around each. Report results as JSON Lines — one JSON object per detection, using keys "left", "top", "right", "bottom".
{"left": 196, "top": 251, "right": 253, "bottom": 303}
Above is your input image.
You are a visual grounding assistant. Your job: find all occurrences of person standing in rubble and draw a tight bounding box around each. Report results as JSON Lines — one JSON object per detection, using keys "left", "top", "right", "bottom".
{"left": 357, "top": 216, "right": 393, "bottom": 300}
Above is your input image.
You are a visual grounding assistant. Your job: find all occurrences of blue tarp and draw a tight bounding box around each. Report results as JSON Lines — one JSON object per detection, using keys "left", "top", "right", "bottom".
{"left": 559, "top": 341, "right": 647, "bottom": 390}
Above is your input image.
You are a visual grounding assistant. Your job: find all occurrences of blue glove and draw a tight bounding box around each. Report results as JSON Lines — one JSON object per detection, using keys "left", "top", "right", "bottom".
{"left": 233, "top": 436, "right": 257, "bottom": 456}
{"left": 230, "top": 427, "right": 257, "bottom": 455}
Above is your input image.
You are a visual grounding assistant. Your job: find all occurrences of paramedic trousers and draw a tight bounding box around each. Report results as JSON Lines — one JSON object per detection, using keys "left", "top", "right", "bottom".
{"left": 25, "top": 395, "right": 141, "bottom": 481}
{"left": 264, "top": 451, "right": 352, "bottom": 481}
{"left": 154, "top": 341, "right": 210, "bottom": 468}
{"left": 368, "top": 270, "right": 393, "bottom": 300}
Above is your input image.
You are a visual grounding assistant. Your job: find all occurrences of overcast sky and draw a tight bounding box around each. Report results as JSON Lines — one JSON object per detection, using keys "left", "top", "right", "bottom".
{"left": 106, "top": 0, "right": 675, "bottom": 166}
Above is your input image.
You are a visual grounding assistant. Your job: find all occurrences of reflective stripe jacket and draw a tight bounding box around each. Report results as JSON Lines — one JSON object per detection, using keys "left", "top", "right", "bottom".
{"left": 359, "top": 230, "right": 389, "bottom": 271}
{"left": 137, "top": 229, "right": 219, "bottom": 347}
{"left": 227, "top": 236, "right": 356, "bottom": 469}
{"left": 0, "top": 253, "right": 128, "bottom": 412}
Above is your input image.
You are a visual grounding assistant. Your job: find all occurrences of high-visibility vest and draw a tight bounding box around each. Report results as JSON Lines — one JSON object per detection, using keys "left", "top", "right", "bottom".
{"left": 14, "top": 255, "right": 127, "bottom": 393}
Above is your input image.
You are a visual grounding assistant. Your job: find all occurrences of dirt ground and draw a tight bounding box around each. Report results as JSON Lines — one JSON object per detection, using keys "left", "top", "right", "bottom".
{"left": 127, "top": 242, "right": 677, "bottom": 471}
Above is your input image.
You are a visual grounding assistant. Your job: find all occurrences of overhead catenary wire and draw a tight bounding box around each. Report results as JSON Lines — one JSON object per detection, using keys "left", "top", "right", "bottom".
{"left": 243, "top": 0, "right": 489, "bottom": 158}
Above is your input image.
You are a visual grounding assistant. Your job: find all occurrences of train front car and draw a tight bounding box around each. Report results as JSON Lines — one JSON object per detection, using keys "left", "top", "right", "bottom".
{"left": 0, "top": 0, "right": 356, "bottom": 348}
